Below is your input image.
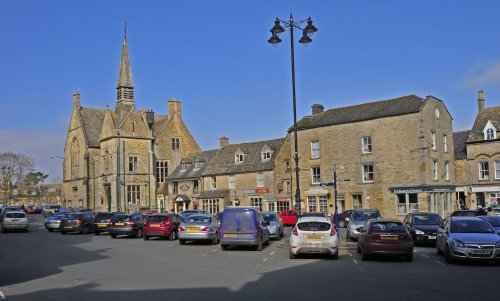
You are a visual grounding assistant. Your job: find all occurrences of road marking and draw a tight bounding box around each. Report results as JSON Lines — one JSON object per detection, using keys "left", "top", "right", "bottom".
{"left": 353, "top": 259, "right": 358, "bottom": 264}
{"left": 358, "top": 267, "right": 364, "bottom": 273}
{"left": 434, "top": 260, "right": 444, "bottom": 266}
{"left": 211, "top": 249, "right": 218, "bottom": 253}
{"left": 348, "top": 253, "right": 353, "bottom": 257}
{"left": 200, "top": 253, "right": 207, "bottom": 257}
{"left": 0, "top": 290, "right": 5, "bottom": 299}
{"left": 270, "top": 251, "right": 275, "bottom": 256}
{"left": 414, "top": 249, "right": 418, "bottom": 253}
{"left": 421, "top": 254, "right": 430, "bottom": 258}
{"left": 254, "top": 264, "right": 260, "bottom": 269}
{"left": 263, "top": 258, "right": 268, "bottom": 262}
{"left": 167, "top": 244, "right": 174, "bottom": 248}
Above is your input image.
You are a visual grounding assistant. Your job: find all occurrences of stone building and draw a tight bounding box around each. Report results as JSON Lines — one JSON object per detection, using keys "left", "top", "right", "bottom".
{"left": 454, "top": 91, "right": 500, "bottom": 209}
{"left": 61, "top": 32, "right": 200, "bottom": 212}
{"left": 274, "top": 94, "right": 456, "bottom": 219}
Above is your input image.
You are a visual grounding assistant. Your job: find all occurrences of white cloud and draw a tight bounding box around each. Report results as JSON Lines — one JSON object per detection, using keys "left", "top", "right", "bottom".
{"left": 0, "top": 128, "right": 66, "bottom": 183}
{"left": 461, "top": 61, "right": 500, "bottom": 87}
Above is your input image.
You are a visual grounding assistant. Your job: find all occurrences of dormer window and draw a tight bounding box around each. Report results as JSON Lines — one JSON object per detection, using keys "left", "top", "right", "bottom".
{"left": 262, "top": 150, "right": 272, "bottom": 161}
{"left": 235, "top": 153, "right": 244, "bottom": 163}
{"left": 180, "top": 161, "right": 188, "bottom": 170}
{"left": 194, "top": 159, "right": 204, "bottom": 169}
{"left": 483, "top": 121, "right": 497, "bottom": 140}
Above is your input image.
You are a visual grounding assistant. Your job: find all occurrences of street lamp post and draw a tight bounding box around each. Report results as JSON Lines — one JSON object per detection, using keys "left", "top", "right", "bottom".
{"left": 268, "top": 14, "right": 318, "bottom": 214}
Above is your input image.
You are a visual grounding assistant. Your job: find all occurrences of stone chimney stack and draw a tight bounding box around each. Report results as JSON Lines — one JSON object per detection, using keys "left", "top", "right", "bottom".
{"left": 312, "top": 104, "right": 324, "bottom": 115}
{"left": 478, "top": 90, "right": 485, "bottom": 112}
{"left": 219, "top": 136, "right": 229, "bottom": 149}
{"left": 168, "top": 99, "right": 182, "bottom": 120}
{"left": 73, "top": 90, "right": 81, "bottom": 108}
{"left": 140, "top": 108, "right": 155, "bottom": 128}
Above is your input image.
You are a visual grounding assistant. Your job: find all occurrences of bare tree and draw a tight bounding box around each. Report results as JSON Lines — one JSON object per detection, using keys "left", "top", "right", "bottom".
{"left": 0, "top": 152, "right": 35, "bottom": 204}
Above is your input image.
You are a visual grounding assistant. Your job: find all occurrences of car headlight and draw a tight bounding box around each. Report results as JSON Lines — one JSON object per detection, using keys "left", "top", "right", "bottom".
{"left": 268, "top": 225, "right": 276, "bottom": 230}
{"left": 415, "top": 229, "right": 425, "bottom": 235}
{"left": 349, "top": 224, "right": 357, "bottom": 230}
{"left": 495, "top": 241, "right": 500, "bottom": 248}
{"left": 452, "top": 239, "right": 465, "bottom": 248}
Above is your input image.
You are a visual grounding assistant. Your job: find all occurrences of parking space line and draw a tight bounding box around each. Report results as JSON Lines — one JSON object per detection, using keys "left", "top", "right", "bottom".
{"left": 270, "top": 251, "right": 275, "bottom": 256}
{"left": 421, "top": 254, "right": 430, "bottom": 258}
{"left": 0, "top": 290, "right": 5, "bottom": 300}
{"left": 358, "top": 267, "right": 364, "bottom": 273}
{"left": 348, "top": 253, "right": 353, "bottom": 257}
{"left": 263, "top": 258, "right": 268, "bottom": 262}
{"left": 353, "top": 259, "right": 358, "bottom": 264}
{"left": 434, "top": 260, "right": 444, "bottom": 266}
{"left": 211, "top": 249, "right": 218, "bottom": 253}
{"left": 254, "top": 264, "right": 260, "bottom": 269}
{"left": 167, "top": 244, "right": 174, "bottom": 248}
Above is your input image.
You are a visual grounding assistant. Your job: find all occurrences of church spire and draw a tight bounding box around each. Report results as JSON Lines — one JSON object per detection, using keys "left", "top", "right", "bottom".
{"left": 116, "top": 22, "right": 134, "bottom": 105}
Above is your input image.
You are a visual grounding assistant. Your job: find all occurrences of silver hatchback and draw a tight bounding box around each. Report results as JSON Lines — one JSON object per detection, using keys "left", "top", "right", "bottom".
{"left": 1, "top": 211, "right": 29, "bottom": 232}
{"left": 262, "top": 211, "right": 284, "bottom": 239}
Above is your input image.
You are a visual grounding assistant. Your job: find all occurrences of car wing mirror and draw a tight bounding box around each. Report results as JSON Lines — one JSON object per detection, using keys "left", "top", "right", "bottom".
{"left": 356, "top": 226, "right": 364, "bottom": 232}
{"left": 345, "top": 217, "right": 350, "bottom": 222}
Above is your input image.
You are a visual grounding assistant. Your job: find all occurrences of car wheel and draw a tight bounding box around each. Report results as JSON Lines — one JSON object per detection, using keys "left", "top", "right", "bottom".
{"left": 256, "top": 237, "right": 263, "bottom": 251}
{"left": 280, "top": 227, "right": 284, "bottom": 238}
{"left": 405, "top": 253, "right": 413, "bottom": 262}
{"left": 289, "top": 250, "right": 296, "bottom": 259}
{"left": 221, "top": 244, "right": 228, "bottom": 251}
{"left": 48, "top": 228, "right": 54, "bottom": 232}
{"left": 143, "top": 235, "right": 149, "bottom": 241}
{"left": 179, "top": 239, "right": 186, "bottom": 245}
{"left": 111, "top": 234, "right": 117, "bottom": 238}
{"left": 168, "top": 232, "right": 175, "bottom": 241}
{"left": 264, "top": 235, "right": 270, "bottom": 245}
{"left": 81, "top": 226, "right": 87, "bottom": 234}
{"left": 211, "top": 233, "right": 218, "bottom": 245}
{"left": 61, "top": 231, "right": 66, "bottom": 235}
{"left": 25, "top": 228, "right": 29, "bottom": 233}
{"left": 346, "top": 231, "right": 351, "bottom": 242}
{"left": 94, "top": 231, "right": 100, "bottom": 235}
{"left": 436, "top": 242, "right": 443, "bottom": 255}
{"left": 361, "top": 248, "right": 370, "bottom": 261}
{"left": 136, "top": 229, "right": 143, "bottom": 238}
{"left": 339, "top": 220, "right": 346, "bottom": 228}
{"left": 357, "top": 244, "right": 361, "bottom": 254}
{"left": 444, "top": 245, "right": 454, "bottom": 264}
{"left": 331, "top": 251, "right": 339, "bottom": 260}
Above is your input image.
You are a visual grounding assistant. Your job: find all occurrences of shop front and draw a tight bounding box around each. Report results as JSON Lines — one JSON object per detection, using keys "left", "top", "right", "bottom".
{"left": 304, "top": 188, "right": 330, "bottom": 214}
{"left": 390, "top": 185, "right": 456, "bottom": 218}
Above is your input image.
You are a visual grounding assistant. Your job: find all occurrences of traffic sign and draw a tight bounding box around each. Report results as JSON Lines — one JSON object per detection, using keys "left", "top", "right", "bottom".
{"left": 320, "top": 182, "right": 334, "bottom": 187}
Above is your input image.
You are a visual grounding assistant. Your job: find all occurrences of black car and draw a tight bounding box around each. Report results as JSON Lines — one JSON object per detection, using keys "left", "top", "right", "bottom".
{"left": 92, "top": 212, "right": 122, "bottom": 235}
{"left": 60, "top": 212, "right": 95, "bottom": 234}
{"left": 332, "top": 210, "right": 353, "bottom": 228}
{"left": 403, "top": 212, "right": 442, "bottom": 245}
{"left": 450, "top": 210, "right": 478, "bottom": 217}
{"left": 107, "top": 213, "right": 146, "bottom": 238}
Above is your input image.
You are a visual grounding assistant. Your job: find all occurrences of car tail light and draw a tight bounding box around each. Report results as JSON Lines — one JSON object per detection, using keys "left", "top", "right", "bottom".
{"left": 201, "top": 226, "right": 209, "bottom": 232}
{"left": 179, "top": 226, "right": 185, "bottom": 232}
{"left": 291, "top": 226, "right": 298, "bottom": 236}
{"left": 76, "top": 220, "right": 82, "bottom": 225}
{"left": 330, "top": 226, "right": 336, "bottom": 236}
{"left": 125, "top": 222, "right": 135, "bottom": 226}
{"left": 107, "top": 221, "right": 113, "bottom": 226}
{"left": 365, "top": 234, "right": 376, "bottom": 241}
{"left": 254, "top": 228, "right": 259, "bottom": 237}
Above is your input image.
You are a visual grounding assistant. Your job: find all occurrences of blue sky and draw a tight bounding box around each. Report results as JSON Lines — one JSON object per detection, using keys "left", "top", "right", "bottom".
{"left": 1, "top": 0, "right": 500, "bottom": 183}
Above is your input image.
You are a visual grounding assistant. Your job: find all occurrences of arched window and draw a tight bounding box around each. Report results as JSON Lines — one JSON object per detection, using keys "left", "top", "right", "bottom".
{"left": 71, "top": 138, "right": 80, "bottom": 178}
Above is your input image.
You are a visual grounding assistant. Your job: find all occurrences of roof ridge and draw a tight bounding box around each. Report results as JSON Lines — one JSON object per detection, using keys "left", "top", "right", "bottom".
{"left": 323, "top": 94, "right": 423, "bottom": 113}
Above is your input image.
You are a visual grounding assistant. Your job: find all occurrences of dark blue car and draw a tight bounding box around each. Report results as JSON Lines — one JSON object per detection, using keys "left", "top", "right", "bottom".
{"left": 220, "top": 207, "right": 270, "bottom": 251}
{"left": 478, "top": 216, "right": 500, "bottom": 235}
{"left": 403, "top": 212, "right": 442, "bottom": 245}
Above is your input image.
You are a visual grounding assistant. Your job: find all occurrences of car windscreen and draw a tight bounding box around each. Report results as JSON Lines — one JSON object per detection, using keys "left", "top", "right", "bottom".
{"left": 413, "top": 215, "right": 442, "bottom": 225}
{"left": 148, "top": 216, "right": 168, "bottom": 223}
{"left": 112, "top": 215, "right": 131, "bottom": 222}
{"left": 352, "top": 211, "right": 380, "bottom": 221}
{"left": 5, "top": 212, "right": 25, "bottom": 218}
{"left": 186, "top": 215, "right": 211, "bottom": 223}
{"left": 95, "top": 213, "right": 114, "bottom": 219}
{"left": 297, "top": 222, "right": 331, "bottom": 231}
{"left": 370, "top": 222, "right": 406, "bottom": 233}
{"left": 66, "top": 213, "right": 82, "bottom": 219}
{"left": 450, "top": 220, "right": 495, "bottom": 233}
{"left": 262, "top": 214, "right": 277, "bottom": 222}
{"left": 483, "top": 217, "right": 500, "bottom": 227}
{"left": 451, "top": 211, "right": 476, "bottom": 216}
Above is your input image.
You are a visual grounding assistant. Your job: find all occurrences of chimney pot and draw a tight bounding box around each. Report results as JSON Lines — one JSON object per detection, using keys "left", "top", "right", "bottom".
{"left": 478, "top": 90, "right": 485, "bottom": 112}
{"left": 219, "top": 136, "right": 229, "bottom": 149}
{"left": 312, "top": 104, "right": 324, "bottom": 115}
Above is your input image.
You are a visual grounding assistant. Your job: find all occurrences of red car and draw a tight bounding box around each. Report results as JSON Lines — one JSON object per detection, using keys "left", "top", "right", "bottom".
{"left": 143, "top": 213, "right": 182, "bottom": 240}
{"left": 279, "top": 210, "right": 299, "bottom": 226}
{"left": 356, "top": 219, "right": 414, "bottom": 261}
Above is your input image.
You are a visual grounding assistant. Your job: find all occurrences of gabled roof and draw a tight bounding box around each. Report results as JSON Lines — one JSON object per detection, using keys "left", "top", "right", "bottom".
{"left": 294, "top": 95, "right": 427, "bottom": 131}
{"left": 203, "top": 138, "right": 285, "bottom": 176}
{"left": 80, "top": 107, "right": 105, "bottom": 147}
{"left": 467, "top": 106, "right": 500, "bottom": 143}
{"left": 453, "top": 130, "right": 470, "bottom": 160}
{"left": 167, "top": 150, "right": 219, "bottom": 180}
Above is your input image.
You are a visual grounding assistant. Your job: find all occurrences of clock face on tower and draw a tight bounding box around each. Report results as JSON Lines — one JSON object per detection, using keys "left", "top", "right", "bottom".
{"left": 435, "top": 108, "right": 440, "bottom": 119}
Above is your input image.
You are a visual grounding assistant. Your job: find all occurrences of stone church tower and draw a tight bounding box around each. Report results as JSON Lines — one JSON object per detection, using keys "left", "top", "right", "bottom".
{"left": 61, "top": 30, "right": 200, "bottom": 212}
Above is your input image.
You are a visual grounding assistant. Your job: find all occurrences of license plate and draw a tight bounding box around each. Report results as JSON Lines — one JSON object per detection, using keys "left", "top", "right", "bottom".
{"left": 150, "top": 224, "right": 161, "bottom": 228}
{"left": 428, "top": 236, "right": 436, "bottom": 240}
{"left": 305, "top": 235, "right": 323, "bottom": 240}
{"left": 380, "top": 236, "right": 399, "bottom": 240}
{"left": 187, "top": 227, "right": 199, "bottom": 232}
{"left": 50, "top": 221, "right": 59, "bottom": 224}
{"left": 10, "top": 219, "right": 19, "bottom": 222}
{"left": 64, "top": 226, "right": 73, "bottom": 229}
{"left": 115, "top": 222, "right": 124, "bottom": 226}
{"left": 98, "top": 224, "right": 106, "bottom": 228}
{"left": 224, "top": 233, "right": 237, "bottom": 238}
{"left": 471, "top": 250, "right": 490, "bottom": 255}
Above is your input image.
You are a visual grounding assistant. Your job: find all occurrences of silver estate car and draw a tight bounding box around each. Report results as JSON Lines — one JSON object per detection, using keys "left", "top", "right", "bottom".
{"left": 178, "top": 214, "right": 220, "bottom": 245}
{"left": 289, "top": 216, "right": 339, "bottom": 259}
{"left": 262, "top": 211, "right": 284, "bottom": 239}
{"left": 436, "top": 217, "right": 500, "bottom": 264}
{"left": 1, "top": 211, "right": 29, "bottom": 232}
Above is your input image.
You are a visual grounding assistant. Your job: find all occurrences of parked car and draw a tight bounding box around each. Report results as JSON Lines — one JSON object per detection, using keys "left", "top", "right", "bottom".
{"left": 436, "top": 217, "right": 500, "bottom": 264}
{"left": 93, "top": 212, "right": 122, "bottom": 235}
{"left": 178, "top": 214, "right": 220, "bottom": 244}
{"left": 60, "top": 212, "right": 95, "bottom": 234}
{"left": 301, "top": 212, "right": 327, "bottom": 218}
{"left": 44, "top": 211, "right": 68, "bottom": 232}
{"left": 143, "top": 213, "right": 182, "bottom": 241}
{"left": 356, "top": 219, "right": 414, "bottom": 261}
{"left": 0, "top": 206, "right": 24, "bottom": 222}
{"left": 477, "top": 216, "right": 500, "bottom": 234}
{"left": 107, "top": 213, "right": 146, "bottom": 238}
{"left": 0, "top": 211, "right": 29, "bottom": 233}
{"left": 450, "top": 210, "right": 478, "bottom": 217}
{"left": 333, "top": 210, "right": 352, "bottom": 228}
{"left": 403, "top": 212, "right": 442, "bottom": 245}
{"left": 179, "top": 210, "right": 207, "bottom": 222}
{"left": 220, "top": 207, "right": 270, "bottom": 251}
{"left": 346, "top": 209, "right": 381, "bottom": 241}
{"left": 289, "top": 216, "right": 338, "bottom": 259}
{"left": 42, "top": 204, "right": 62, "bottom": 217}
{"left": 34, "top": 205, "right": 44, "bottom": 214}
{"left": 24, "top": 206, "right": 34, "bottom": 214}
{"left": 279, "top": 209, "right": 299, "bottom": 226}
{"left": 261, "top": 211, "right": 284, "bottom": 239}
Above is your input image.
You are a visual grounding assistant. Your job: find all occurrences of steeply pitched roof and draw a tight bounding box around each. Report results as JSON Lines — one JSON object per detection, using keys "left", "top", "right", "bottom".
{"left": 453, "top": 130, "right": 469, "bottom": 160}
{"left": 294, "top": 95, "right": 427, "bottom": 131}
{"left": 167, "top": 150, "right": 219, "bottom": 180}
{"left": 80, "top": 108, "right": 105, "bottom": 147}
{"left": 203, "top": 138, "right": 285, "bottom": 176}
{"left": 467, "top": 106, "right": 500, "bottom": 143}
{"left": 116, "top": 35, "right": 134, "bottom": 89}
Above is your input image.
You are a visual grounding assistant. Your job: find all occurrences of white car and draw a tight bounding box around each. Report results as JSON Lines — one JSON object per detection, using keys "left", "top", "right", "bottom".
{"left": 289, "top": 216, "right": 339, "bottom": 259}
{"left": 1, "top": 211, "right": 29, "bottom": 232}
